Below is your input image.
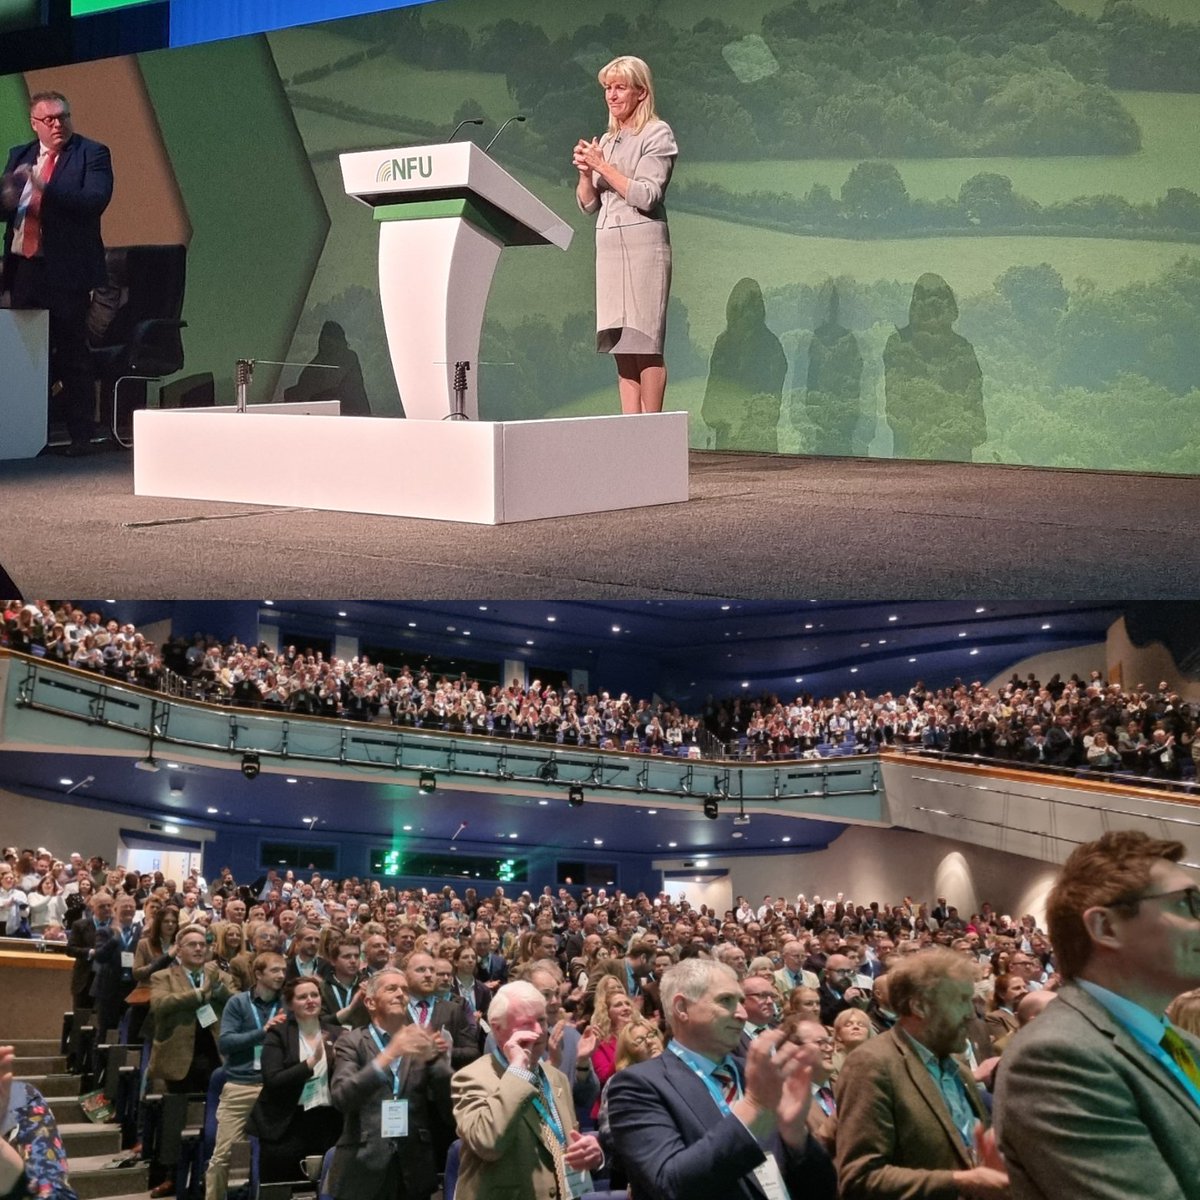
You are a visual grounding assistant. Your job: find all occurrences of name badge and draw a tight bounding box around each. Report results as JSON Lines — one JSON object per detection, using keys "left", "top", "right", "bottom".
{"left": 121, "top": 952, "right": 135, "bottom": 969}
{"left": 565, "top": 1168, "right": 593, "bottom": 1199}
{"left": 196, "top": 1004, "right": 218, "bottom": 1029}
{"left": 253, "top": 1045, "right": 263, "bottom": 1070}
{"left": 300, "top": 1078, "right": 321, "bottom": 1110}
{"left": 380, "top": 1099, "right": 409, "bottom": 1138}
{"left": 752, "top": 1155, "right": 791, "bottom": 1200}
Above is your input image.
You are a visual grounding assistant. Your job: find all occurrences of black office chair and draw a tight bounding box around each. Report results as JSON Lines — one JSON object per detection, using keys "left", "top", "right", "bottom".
{"left": 89, "top": 243, "right": 188, "bottom": 448}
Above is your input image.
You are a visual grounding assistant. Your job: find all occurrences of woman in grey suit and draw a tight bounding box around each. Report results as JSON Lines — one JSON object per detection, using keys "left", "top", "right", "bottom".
{"left": 574, "top": 56, "right": 678, "bottom": 415}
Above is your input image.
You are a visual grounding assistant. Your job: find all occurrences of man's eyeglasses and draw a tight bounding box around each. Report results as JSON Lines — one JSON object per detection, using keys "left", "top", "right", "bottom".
{"left": 32, "top": 112, "right": 70, "bottom": 126}
{"left": 1114, "top": 886, "right": 1200, "bottom": 920}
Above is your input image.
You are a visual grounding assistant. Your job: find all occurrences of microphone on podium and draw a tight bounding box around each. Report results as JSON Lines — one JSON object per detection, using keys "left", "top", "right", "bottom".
{"left": 447, "top": 117, "right": 485, "bottom": 142}
{"left": 484, "top": 114, "right": 527, "bottom": 153}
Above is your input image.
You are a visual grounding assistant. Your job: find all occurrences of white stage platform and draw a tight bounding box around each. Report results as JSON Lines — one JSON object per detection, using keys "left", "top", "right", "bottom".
{"left": 133, "top": 406, "right": 689, "bottom": 524}
{"left": 1, "top": 310, "right": 49, "bottom": 461}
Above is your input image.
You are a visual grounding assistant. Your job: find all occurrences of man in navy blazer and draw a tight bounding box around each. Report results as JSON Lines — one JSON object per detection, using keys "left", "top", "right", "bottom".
{"left": 608, "top": 957, "right": 836, "bottom": 1200}
{"left": 1, "top": 90, "right": 112, "bottom": 453}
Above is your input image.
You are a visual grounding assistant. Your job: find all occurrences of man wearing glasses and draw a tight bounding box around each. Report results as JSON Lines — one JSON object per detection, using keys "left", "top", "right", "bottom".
{"left": 1, "top": 91, "right": 112, "bottom": 455}
{"left": 995, "top": 830, "right": 1200, "bottom": 1200}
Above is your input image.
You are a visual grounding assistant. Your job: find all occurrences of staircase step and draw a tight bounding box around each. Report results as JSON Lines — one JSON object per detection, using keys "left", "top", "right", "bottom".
{"left": 16, "top": 1072, "right": 82, "bottom": 1098}
{"left": 12, "top": 1054, "right": 69, "bottom": 1074}
{"left": 67, "top": 1155, "right": 149, "bottom": 1200}
{"left": 59, "top": 1124, "right": 124, "bottom": 1158}
{"left": 6, "top": 1038, "right": 61, "bottom": 1055}
{"left": 44, "top": 1098, "right": 89, "bottom": 1124}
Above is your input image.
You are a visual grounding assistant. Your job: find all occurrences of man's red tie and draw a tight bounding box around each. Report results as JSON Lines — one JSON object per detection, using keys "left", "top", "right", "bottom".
{"left": 417, "top": 999, "right": 429, "bottom": 1026}
{"left": 712, "top": 1063, "right": 739, "bottom": 1106}
{"left": 22, "top": 152, "right": 57, "bottom": 258}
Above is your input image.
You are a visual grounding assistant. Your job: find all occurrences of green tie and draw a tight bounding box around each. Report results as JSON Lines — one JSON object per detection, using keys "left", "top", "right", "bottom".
{"left": 190, "top": 970, "right": 203, "bottom": 989}
{"left": 1161, "top": 1026, "right": 1200, "bottom": 1090}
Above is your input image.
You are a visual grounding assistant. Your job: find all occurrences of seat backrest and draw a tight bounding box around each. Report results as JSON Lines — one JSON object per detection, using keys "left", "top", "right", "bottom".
{"left": 91, "top": 244, "right": 187, "bottom": 347}
{"left": 443, "top": 1139, "right": 462, "bottom": 1200}
{"left": 202, "top": 1066, "right": 229, "bottom": 1150}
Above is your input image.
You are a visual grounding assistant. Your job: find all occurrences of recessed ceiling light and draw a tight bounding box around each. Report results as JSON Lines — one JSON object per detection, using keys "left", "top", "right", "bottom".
{"left": 795, "top": 677, "right": 803, "bottom": 683}
{"left": 975, "top": 606, "right": 986, "bottom": 613}
{"left": 720, "top": 604, "right": 730, "bottom": 611}
{"left": 338, "top": 611, "right": 347, "bottom": 617}
{"left": 59, "top": 777, "right": 73, "bottom": 786}
{"left": 860, "top": 642, "right": 870, "bottom": 648}
{"left": 611, "top": 625, "right": 621, "bottom": 633}
{"left": 538, "top": 799, "right": 549, "bottom": 806}
{"left": 206, "top": 806, "right": 219, "bottom": 814}
{"left": 593, "top": 838, "right": 604, "bottom": 846}
{"left": 804, "top": 623, "right": 813, "bottom": 630}
{"left": 969, "top": 649, "right": 979, "bottom": 655}
{"left": 402, "top": 824, "right": 413, "bottom": 831}
{"left": 888, "top": 615, "right": 898, "bottom": 622}
{"left": 850, "top": 667, "right": 858, "bottom": 673}
{"left": 958, "top": 632, "right": 967, "bottom": 638}
{"left": 509, "top": 832, "right": 519, "bottom": 839}
{"left": 878, "top": 639, "right": 886, "bottom": 644}
{"left": 909, "top": 657, "right": 917, "bottom": 663}
{"left": 732, "top": 832, "right": 743, "bottom": 839}
{"left": 263, "top": 600, "right": 274, "bottom": 606}
{"left": 408, "top": 622, "right": 417, "bottom": 628}
{"left": 546, "top": 615, "right": 556, "bottom": 622}
{"left": 478, "top": 605, "right": 488, "bottom": 611}
{"left": 1041, "top": 623, "right": 1052, "bottom": 630}
{"left": 446, "top": 626, "right": 456, "bottom": 632}
{"left": 741, "top": 681, "right": 749, "bottom": 688}
{"left": 163, "top": 823, "right": 180, "bottom": 834}
{"left": 668, "top": 841, "right": 678, "bottom": 848}
{"left": 463, "top": 631, "right": 470, "bottom": 636}
{"left": 286, "top": 777, "right": 298, "bottom": 784}
{"left": 782, "top": 836, "right": 792, "bottom": 843}
{"left": 647, "top": 809, "right": 657, "bottom": 815}
{"left": 526, "top": 640, "right": 534, "bottom": 646}
{"left": 696, "top": 858, "right": 709, "bottom": 867}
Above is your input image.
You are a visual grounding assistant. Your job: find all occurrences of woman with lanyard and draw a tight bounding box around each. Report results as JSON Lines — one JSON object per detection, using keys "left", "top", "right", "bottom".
{"left": 247, "top": 978, "right": 343, "bottom": 1184}
{"left": 450, "top": 944, "right": 491, "bottom": 1029}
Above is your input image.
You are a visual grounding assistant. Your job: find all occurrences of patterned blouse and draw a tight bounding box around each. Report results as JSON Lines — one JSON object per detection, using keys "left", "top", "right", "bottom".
{"left": 1, "top": 1083, "right": 77, "bottom": 1200}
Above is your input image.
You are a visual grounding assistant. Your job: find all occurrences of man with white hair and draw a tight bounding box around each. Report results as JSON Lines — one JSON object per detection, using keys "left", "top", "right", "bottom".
{"left": 608, "top": 957, "right": 835, "bottom": 1200}
{"left": 452, "top": 980, "right": 602, "bottom": 1200}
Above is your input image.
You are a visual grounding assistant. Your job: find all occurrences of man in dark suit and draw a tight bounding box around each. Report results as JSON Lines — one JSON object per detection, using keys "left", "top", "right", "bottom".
{"left": 608, "top": 957, "right": 836, "bottom": 1200}
{"left": 995, "top": 831, "right": 1200, "bottom": 1200}
{"left": 91, "top": 892, "right": 139, "bottom": 1038}
{"left": 733, "top": 975, "right": 779, "bottom": 1065}
{"left": 326, "top": 968, "right": 450, "bottom": 1200}
{"left": 403, "top": 951, "right": 479, "bottom": 1070}
{"left": 1, "top": 90, "right": 112, "bottom": 454}
{"left": 835, "top": 948, "right": 1006, "bottom": 1200}
{"left": 473, "top": 929, "right": 508, "bottom": 991}
{"left": 65, "top": 889, "right": 114, "bottom": 1013}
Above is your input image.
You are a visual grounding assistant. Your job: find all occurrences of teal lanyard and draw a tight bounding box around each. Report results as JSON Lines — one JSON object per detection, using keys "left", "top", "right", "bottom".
{"left": 250, "top": 999, "right": 279, "bottom": 1030}
{"left": 369, "top": 1025, "right": 401, "bottom": 1096}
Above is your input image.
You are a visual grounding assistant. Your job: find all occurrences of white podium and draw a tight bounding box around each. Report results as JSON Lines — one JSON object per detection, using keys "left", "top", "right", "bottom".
{"left": 133, "top": 407, "right": 688, "bottom": 524}
{"left": 1, "top": 310, "right": 49, "bottom": 460}
{"left": 340, "top": 141, "right": 573, "bottom": 421}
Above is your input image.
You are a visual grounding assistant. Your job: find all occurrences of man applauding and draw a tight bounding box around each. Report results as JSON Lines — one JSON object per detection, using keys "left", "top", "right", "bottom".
{"left": 607, "top": 957, "right": 835, "bottom": 1200}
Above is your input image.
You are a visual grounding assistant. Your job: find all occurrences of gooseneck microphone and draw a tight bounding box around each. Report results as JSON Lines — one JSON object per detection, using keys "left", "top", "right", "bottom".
{"left": 447, "top": 117, "right": 485, "bottom": 142}
{"left": 484, "top": 114, "right": 527, "bottom": 153}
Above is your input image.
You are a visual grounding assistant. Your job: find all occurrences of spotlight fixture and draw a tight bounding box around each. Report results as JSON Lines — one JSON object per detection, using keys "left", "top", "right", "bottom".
{"left": 567, "top": 785, "right": 584, "bottom": 808}
{"left": 538, "top": 760, "right": 558, "bottom": 783}
{"left": 240, "top": 753, "right": 260, "bottom": 781}
{"left": 703, "top": 798, "right": 719, "bottom": 820}
{"left": 418, "top": 771, "right": 437, "bottom": 795}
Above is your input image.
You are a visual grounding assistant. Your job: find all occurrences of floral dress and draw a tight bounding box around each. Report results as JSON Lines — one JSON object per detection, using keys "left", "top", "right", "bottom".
{"left": 1, "top": 1083, "right": 77, "bottom": 1200}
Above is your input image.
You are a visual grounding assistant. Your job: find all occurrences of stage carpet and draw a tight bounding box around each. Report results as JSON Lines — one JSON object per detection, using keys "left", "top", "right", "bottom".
{"left": 1, "top": 450, "right": 1198, "bottom": 599}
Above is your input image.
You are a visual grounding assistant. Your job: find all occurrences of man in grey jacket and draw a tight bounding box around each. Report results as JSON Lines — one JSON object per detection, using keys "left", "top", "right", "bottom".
{"left": 995, "top": 830, "right": 1200, "bottom": 1200}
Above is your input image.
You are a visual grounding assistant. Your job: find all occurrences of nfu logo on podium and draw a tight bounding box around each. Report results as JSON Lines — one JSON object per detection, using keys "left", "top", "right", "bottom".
{"left": 377, "top": 155, "right": 434, "bottom": 183}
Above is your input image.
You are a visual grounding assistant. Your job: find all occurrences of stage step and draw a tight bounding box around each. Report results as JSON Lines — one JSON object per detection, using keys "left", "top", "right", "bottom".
{"left": 12, "top": 1053, "right": 69, "bottom": 1074}
{"left": 65, "top": 1155, "right": 149, "bottom": 1200}
{"left": 44, "top": 1097, "right": 90, "bottom": 1124}
{"left": 16, "top": 1072, "right": 81, "bottom": 1098}
{"left": 7, "top": 1038, "right": 61, "bottom": 1055}
{"left": 58, "top": 1124, "right": 123, "bottom": 1159}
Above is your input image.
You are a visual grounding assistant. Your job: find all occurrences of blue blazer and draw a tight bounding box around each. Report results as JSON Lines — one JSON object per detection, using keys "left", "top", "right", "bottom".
{"left": 607, "top": 1049, "right": 836, "bottom": 1200}
{"left": 2, "top": 133, "right": 112, "bottom": 292}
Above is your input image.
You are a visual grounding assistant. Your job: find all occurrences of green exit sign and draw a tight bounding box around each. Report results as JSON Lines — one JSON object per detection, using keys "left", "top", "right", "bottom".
{"left": 71, "top": 0, "right": 158, "bottom": 14}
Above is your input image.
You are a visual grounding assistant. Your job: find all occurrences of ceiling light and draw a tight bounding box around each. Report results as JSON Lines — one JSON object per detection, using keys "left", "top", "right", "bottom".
{"left": 593, "top": 838, "right": 603, "bottom": 846}
{"left": 509, "top": 832, "right": 519, "bottom": 839}
{"left": 720, "top": 604, "right": 730, "bottom": 611}
{"left": 668, "top": 841, "right": 678, "bottom": 848}
{"left": 163, "top": 823, "right": 180, "bottom": 834}
{"left": 696, "top": 858, "right": 709, "bottom": 867}
{"left": 782, "top": 836, "right": 792, "bottom": 843}
{"left": 538, "top": 799, "right": 549, "bottom": 806}
{"left": 647, "top": 809, "right": 657, "bottom": 815}
{"left": 958, "top": 632, "right": 967, "bottom": 638}
{"left": 479, "top": 605, "right": 488, "bottom": 611}
{"left": 526, "top": 640, "right": 534, "bottom": 646}
{"left": 1042, "top": 623, "right": 1051, "bottom": 630}
{"left": 408, "top": 622, "right": 417, "bottom": 628}
{"left": 59, "top": 777, "right": 73, "bottom": 786}
{"left": 166, "top": 762, "right": 180, "bottom": 769}
{"left": 909, "top": 657, "right": 917, "bottom": 663}
{"left": 263, "top": 600, "right": 274, "bottom": 606}
{"left": 612, "top": 625, "right": 621, "bottom": 633}
{"left": 567, "top": 785, "right": 584, "bottom": 807}
{"left": 804, "top": 623, "right": 813, "bottom": 630}
{"left": 969, "top": 649, "right": 979, "bottom": 656}
{"left": 741, "top": 681, "right": 749, "bottom": 689}
{"left": 975, "top": 606, "right": 986, "bottom": 613}
{"left": 286, "top": 777, "right": 298, "bottom": 784}
{"left": 795, "top": 677, "right": 803, "bottom": 683}
{"left": 850, "top": 667, "right": 858, "bottom": 673}
{"left": 206, "top": 806, "right": 219, "bottom": 814}
{"left": 418, "top": 771, "right": 436, "bottom": 794}
{"left": 888, "top": 615, "right": 898, "bottom": 622}
{"left": 546, "top": 615, "right": 556, "bottom": 622}
{"left": 240, "top": 753, "right": 260, "bottom": 781}
{"left": 337, "top": 610, "right": 347, "bottom": 617}
{"left": 732, "top": 832, "right": 743, "bottom": 839}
